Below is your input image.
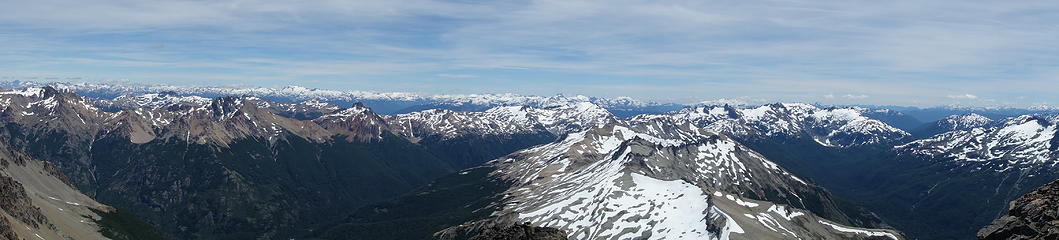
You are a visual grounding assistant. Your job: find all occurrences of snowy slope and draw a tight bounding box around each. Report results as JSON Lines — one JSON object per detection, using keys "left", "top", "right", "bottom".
{"left": 935, "top": 113, "right": 994, "bottom": 131}
{"left": 106, "top": 92, "right": 212, "bottom": 109}
{"left": 459, "top": 120, "right": 902, "bottom": 240}
{"left": 897, "top": 115, "right": 1058, "bottom": 172}
{"left": 387, "top": 107, "right": 549, "bottom": 142}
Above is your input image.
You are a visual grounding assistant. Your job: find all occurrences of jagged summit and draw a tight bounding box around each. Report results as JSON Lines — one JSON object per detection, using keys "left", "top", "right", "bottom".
{"left": 313, "top": 102, "right": 391, "bottom": 142}
{"left": 0, "top": 86, "right": 105, "bottom": 136}
{"left": 98, "top": 96, "right": 331, "bottom": 146}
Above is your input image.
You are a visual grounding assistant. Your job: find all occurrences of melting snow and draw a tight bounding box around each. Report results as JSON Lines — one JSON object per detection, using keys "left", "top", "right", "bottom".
{"left": 818, "top": 220, "right": 900, "bottom": 240}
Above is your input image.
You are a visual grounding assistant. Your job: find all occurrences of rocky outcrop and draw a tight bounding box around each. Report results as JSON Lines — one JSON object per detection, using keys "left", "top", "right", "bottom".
{"left": 436, "top": 215, "right": 569, "bottom": 240}
{"left": 0, "top": 174, "right": 50, "bottom": 230}
{"left": 979, "top": 180, "right": 1059, "bottom": 240}
{"left": 463, "top": 223, "right": 568, "bottom": 240}
{"left": 0, "top": 216, "right": 17, "bottom": 240}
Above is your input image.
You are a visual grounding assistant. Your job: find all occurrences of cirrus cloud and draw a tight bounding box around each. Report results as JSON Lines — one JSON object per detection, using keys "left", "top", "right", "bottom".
{"left": 947, "top": 94, "right": 979, "bottom": 100}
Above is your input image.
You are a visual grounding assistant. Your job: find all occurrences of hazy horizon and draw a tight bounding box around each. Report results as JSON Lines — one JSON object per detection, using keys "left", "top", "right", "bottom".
{"left": 4, "top": 78, "right": 1058, "bottom": 110}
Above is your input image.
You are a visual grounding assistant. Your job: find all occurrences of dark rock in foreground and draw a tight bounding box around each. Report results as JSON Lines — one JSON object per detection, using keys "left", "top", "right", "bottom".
{"left": 979, "top": 180, "right": 1059, "bottom": 240}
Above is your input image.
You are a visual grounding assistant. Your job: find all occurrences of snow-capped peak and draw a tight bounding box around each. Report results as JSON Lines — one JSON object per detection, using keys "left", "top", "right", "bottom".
{"left": 389, "top": 100, "right": 617, "bottom": 142}
{"left": 388, "top": 106, "right": 549, "bottom": 141}
{"left": 110, "top": 92, "right": 212, "bottom": 109}
{"left": 897, "top": 114, "right": 1058, "bottom": 172}
{"left": 938, "top": 113, "right": 993, "bottom": 130}
{"left": 0, "top": 87, "right": 51, "bottom": 98}
{"left": 319, "top": 103, "right": 373, "bottom": 118}
{"left": 698, "top": 98, "right": 755, "bottom": 107}
{"left": 480, "top": 120, "right": 901, "bottom": 240}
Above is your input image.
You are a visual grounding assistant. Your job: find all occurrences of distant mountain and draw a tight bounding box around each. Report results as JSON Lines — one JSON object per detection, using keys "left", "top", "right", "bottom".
{"left": 910, "top": 113, "right": 994, "bottom": 138}
{"left": 386, "top": 101, "right": 619, "bottom": 169}
{"left": 99, "top": 91, "right": 212, "bottom": 111}
{"left": 897, "top": 114, "right": 1058, "bottom": 172}
{"left": 386, "top": 107, "right": 556, "bottom": 169}
{"left": 882, "top": 105, "right": 1053, "bottom": 124}
{"left": 632, "top": 103, "right": 911, "bottom": 148}
{"left": 0, "top": 81, "right": 683, "bottom": 116}
{"left": 854, "top": 107, "right": 924, "bottom": 132}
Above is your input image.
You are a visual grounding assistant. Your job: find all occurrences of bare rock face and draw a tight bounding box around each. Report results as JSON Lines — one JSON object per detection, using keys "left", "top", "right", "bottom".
{"left": 0, "top": 174, "right": 50, "bottom": 230}
{"left": 436, "top": 215, "right": 569, "bottom": 240}
{"left": 313, "top": 102, "right": 392, "bottom": 142}
{"left": 0, "top": 217, "right": 18, "bottom": 240}
{"left": 979, "top": 180, "right": 1059, "bottom": 240}
{"left": 465, "top": 223, "right": 569, "bottom": 240}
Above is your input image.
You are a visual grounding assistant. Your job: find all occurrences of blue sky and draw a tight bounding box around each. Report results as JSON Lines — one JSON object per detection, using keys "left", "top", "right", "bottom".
{"left": 1, "top": 0, "right": 1058, "bottom": 107}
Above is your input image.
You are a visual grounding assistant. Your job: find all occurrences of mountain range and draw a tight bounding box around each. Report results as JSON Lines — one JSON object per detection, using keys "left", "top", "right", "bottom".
{"left": 6, "top": 80, "right": 1056, "bottom": 121}
{"left": 0, "top": 81, "right": 1056, "bottom": 239}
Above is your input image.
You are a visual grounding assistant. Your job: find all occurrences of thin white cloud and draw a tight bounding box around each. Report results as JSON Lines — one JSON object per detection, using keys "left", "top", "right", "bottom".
{"left": 825, "top": 93, "right": 868, "bottom": 98}
{"left": 435, "top": 73, "right": 476, "bottom": 78}
{"left": 947, "top": 94, "right": 979, "bottom": 100}
{"left": 698, "top": 96, "right": 769, "bottom": 106}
